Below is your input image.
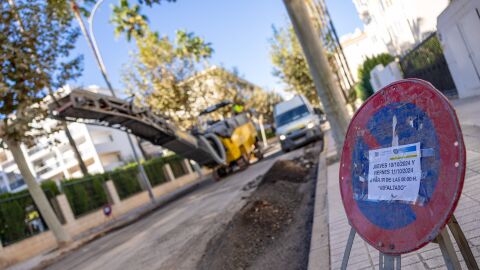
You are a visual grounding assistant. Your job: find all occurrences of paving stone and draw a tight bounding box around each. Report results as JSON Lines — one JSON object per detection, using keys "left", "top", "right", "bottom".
{"left": 417, "top": 248, "right": 443, "bottom": 260}
{"left": 425, "top": 256, "right": 447, "bottom": 269}
{"left": 404, "top": 262, "right": 429, "bottom": 270}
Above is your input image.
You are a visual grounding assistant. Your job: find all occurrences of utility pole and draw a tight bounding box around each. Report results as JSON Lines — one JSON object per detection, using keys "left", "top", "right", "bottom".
{"left": 71, "top": 1, "right": 155, "bottom": 202}
{"left": 283, "top": 0, "right": 351, "bottom": 154}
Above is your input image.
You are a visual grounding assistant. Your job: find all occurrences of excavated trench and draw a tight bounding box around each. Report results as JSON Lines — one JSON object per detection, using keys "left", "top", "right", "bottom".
{"left": 197, "top": 143, "right": 321, "bottom": 270}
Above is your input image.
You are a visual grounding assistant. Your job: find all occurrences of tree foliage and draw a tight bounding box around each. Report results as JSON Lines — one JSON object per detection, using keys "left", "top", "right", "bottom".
{"left": 111, "top": 0, "right": 175, "bottom": 41}
{"left": 0, "top": 0, "right": 82, "bottom": 144}
{"left": 121, "top": 14, "right": 281, "bottom": 128}
{"left": 122, "top": 26, "right": 213, "bottom": 128}
{"left": 356, "top": 53, "right": 395, "bottom": 101}
{"left": 270, "top": 25, "right": 320, "bottom": 107}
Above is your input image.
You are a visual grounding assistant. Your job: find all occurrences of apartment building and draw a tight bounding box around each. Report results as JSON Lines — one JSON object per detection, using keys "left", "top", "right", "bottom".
{"left": 352, "top": 0, "right": 449, "bottom": 56}
{"left": 340, "top": 28, "right": 389, "bottom": 81}
{"left": 0, "top": 86, "right": 148, "bottom": 193}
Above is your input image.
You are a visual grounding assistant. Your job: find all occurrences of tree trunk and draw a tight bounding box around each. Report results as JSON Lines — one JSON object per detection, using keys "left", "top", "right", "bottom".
{"left": 62, "top": 121, "right": 89, "bottom": 176}
{"left": 5, "top": 138, "right": 71, "bottom": 245}
{"left": 283, "top": 0, "right": 351, "bottom": 154}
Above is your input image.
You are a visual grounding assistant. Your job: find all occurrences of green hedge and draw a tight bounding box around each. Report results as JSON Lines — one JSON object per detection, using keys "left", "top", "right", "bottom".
{"left": 62, "top": 175, "right": 108, "bottom": 217}
{"left": 143, "top": 157, "right": 168, "bottom": 186}
{"left": 0, "top": 154, "right": 189, "bottom": 246}
{"left": 60, "top": 155, "right": 188, "bottom": 216}
{"left": 0, "top": 181, "right": 59, "bottom": 246}
{"left": 110, "top": 165, "right": 142, "bottom": 199}
{"left": 356, "top": 53, "right": 395, "bottom": 101}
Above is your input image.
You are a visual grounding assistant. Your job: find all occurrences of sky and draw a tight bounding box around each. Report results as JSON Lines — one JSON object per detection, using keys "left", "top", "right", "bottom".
{"left": 73, "top": 0, "right": 363, "bottom": 97}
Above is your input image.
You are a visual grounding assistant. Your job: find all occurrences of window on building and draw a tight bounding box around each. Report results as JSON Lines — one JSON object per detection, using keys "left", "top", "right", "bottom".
{"left": 92, "top": 132, "right": 114, "bottom": 144}
{"left": 99, "top": 152, "right": 123, "bottom": 168}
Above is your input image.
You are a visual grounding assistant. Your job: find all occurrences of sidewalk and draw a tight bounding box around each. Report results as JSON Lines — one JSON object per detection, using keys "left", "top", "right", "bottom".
{"left": 326, "top": 98, "right": 480, "bottom": 269}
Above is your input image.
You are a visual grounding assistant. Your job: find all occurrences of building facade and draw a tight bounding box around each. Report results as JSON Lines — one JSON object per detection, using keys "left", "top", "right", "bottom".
{"left": 437, "top": 0, "right": 480, "bottom": 98}
{"left": 0, "top": 86, "right": 147, "bottom": 193}
{"left": 352, "top": 0, "right": 449, "bottom": 56}
{"left": 340, "top": 28, "right": 389, "bottom": 81}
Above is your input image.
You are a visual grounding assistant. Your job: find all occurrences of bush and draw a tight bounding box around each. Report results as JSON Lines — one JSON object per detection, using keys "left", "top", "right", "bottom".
{"left": 0, "top": 200, "right": 26, "bottom": 244}
{"left": 65, "top": 183, "right": 90, "bottom": 216}
{"left": 357, "top": 53, "right": 395, "bottom": 101}
{"left": 62, "top": 174, "right": 109, "bottom": 217}
{"left": 143, "top": 157, "right": 167, "bottom": 186}
{"left": 110, "top": 165, "right": 142, "bottom": 199}
{"left": 40, "top": 180, "right": 60, "bottom": 196}
{"left": 60, "top": 154, "right": 188, "bottom": 216}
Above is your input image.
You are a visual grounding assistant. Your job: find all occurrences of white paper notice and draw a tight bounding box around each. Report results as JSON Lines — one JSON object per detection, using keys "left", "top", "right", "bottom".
{"left": 367, "top": 142, "right": 421, "bottom": 202}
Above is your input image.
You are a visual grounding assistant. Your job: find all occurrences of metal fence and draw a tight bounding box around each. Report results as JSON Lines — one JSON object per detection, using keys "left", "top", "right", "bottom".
{"left": 309, "top": 0, "right": 355, "bottom": 102}
{"left": 400, "top": 33, "right": 458, "bottom": 99}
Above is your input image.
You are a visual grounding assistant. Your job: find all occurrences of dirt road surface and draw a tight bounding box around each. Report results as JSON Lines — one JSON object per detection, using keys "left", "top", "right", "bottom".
{"left": 44, "top": 144, "right": 314, "bottom": 270}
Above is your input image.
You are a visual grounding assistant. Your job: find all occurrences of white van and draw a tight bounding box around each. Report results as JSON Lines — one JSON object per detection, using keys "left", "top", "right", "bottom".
{"left": 274, "top": 95, "right": 324, "bottom": 152}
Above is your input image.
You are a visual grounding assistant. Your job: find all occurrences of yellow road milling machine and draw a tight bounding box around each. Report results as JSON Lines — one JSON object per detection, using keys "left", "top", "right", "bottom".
{"left": 193, "top": 100, "right": 264, "bottom": 178}
{"left": 49, "top": 90, "right": 263, "bottom": 179}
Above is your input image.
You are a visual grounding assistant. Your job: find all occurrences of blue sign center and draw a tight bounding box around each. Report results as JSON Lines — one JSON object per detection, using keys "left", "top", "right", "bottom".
{"left": 351, "top": 102, "right": 440, "bottom": 230}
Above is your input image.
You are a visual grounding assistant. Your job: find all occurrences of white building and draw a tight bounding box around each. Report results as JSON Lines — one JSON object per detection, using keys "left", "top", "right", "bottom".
{"left": 0, "top": 86, "right": 148, "bottom": 193}
{"left": 437, "top": 0, "right": 480, "bottom": 98}
{"left": 351, "top": 0, "right": 449, "bottom": 56}
{"left": 340, "top": 28, "right": 389, "bottom": 81}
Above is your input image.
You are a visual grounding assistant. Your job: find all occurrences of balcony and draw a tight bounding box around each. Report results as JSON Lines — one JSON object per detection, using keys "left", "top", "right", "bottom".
{"left": 2, "top": 160, "right": 15, "bottom": 169}
{"left": 35, "top": 161, "right": 61, "bottom": 178}
{"left": 27, "top": 145, "right": 44, "bottom": 156}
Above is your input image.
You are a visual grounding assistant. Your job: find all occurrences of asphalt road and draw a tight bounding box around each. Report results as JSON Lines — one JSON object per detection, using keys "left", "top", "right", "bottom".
{"left": 45, "top": 143, "right": 311, "bottom": 270}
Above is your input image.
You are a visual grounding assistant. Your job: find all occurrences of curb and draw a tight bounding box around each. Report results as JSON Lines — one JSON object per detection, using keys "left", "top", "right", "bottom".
{"left": 308, "top": 134, "right": 331, "bottom": 270}
{"left": 21, "top": 175, "right": 213, "bottom": 270}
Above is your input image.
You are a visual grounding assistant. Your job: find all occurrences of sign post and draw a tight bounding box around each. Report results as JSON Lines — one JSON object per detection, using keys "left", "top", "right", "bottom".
{"left": 339, "top": 79, "right": 478, "bottom": 269}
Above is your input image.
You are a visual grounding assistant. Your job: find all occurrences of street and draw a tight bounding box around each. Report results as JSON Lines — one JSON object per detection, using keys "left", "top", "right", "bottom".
{"left": 45, "top": 144, "right": 311, "bottom": 270}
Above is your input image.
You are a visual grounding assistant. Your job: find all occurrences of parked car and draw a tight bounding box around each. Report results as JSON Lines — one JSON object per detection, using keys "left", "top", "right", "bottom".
{"left": 273, "top": 95, "right": 324, "bottom": 152}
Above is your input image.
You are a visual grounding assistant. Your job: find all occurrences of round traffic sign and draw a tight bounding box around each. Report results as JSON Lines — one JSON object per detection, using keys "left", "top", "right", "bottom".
{"left": 103, "top": 204, "right": 112, "bottom": 217}
{"left": 340, "top": 79, "right": 465, "bottom": 254}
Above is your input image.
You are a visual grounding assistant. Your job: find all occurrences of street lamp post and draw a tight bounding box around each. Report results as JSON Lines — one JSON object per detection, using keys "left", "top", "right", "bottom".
{"left": 71, "top": 1, "right": 155, "bottom": 202}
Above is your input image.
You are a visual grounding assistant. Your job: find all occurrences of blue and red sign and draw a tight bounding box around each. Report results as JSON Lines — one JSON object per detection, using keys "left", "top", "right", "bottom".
{"left": 103, "top": 204, "right": 112, "bottom": 217}
{"left": 340, "top": 79, "right": 466, "bottom": 254}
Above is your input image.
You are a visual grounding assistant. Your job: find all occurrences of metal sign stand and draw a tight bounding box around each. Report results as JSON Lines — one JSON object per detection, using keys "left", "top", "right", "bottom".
{"left": 340, "top": 215, "right": 479, "bottom": 270}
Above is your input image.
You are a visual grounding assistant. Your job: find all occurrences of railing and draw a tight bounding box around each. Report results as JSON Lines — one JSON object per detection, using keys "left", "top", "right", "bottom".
{"left": 27, "top": 145, "right": 44, "bottom": 156}
{"left": 36, "top": 162, "right": 61, "bottom": 177}
{"left": 399, "top": 32, "right": 458, "bottom": 99}
{"left": 2, "top": 160, "right": 15, "bottom": 169}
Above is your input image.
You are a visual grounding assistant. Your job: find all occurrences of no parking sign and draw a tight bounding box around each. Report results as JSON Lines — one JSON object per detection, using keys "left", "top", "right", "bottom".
{"left": 340, "top": 79, "right": 466, "bottom": 255}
